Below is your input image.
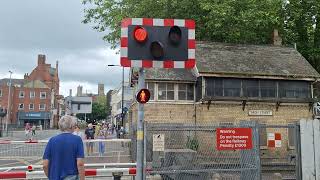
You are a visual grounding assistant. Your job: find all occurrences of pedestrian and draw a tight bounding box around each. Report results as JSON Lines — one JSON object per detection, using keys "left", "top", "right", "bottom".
{"left": 32, "top": 124, "right": 36, "bottom": 136}
{"left": 42, "top": 115, "right": 85, "bottom": 180}
{"left": 25, "top": 123, "right": 31, "bottom": 140}
{"left": 85, "top": 123, "right": 95, "bottom": 156}
{"left": 73, "top": 125, "right": 84, "bottom": 139}
{"left": 97, "top": 130, "right": 105, "bottom": 156}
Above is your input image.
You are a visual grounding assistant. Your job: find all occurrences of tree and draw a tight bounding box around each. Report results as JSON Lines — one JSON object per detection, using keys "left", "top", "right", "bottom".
{"left": 82, "top": 0, "right": 320, "bottom": 73}
{"left": 76, "top": 102, "right": 106, "bottom": 123}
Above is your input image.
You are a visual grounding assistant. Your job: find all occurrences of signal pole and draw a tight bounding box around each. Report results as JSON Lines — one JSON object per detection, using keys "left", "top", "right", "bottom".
{"left": 136, "top": 68, "right": 145, "bottom": 180}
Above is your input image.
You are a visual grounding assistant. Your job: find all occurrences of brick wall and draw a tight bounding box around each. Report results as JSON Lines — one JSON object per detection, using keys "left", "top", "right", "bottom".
{"left": 130, "top": 102, "right": 312, "bottom": 125}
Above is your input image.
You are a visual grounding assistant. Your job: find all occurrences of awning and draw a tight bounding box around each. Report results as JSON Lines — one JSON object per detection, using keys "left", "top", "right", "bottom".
{"left": 18, "top": 112, "right": 51, "bottom": 120}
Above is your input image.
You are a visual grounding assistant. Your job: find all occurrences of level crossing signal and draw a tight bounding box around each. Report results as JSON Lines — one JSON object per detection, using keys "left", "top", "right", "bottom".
{"left": 136, "top": 89, "right": 150, "bottom": 104}
{"left": 120, "top": 18, "right": 196, "bottom": 68}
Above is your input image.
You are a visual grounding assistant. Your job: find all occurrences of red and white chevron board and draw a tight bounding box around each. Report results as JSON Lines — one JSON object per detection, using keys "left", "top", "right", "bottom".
{"left": 120, "top": 18, "right": 196, "bottom": 69}
{"left": 0, "top": 168, "right": 138, "bottom": 179}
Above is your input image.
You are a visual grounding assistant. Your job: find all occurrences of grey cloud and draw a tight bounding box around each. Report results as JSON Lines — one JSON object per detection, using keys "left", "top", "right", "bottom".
{"left": 0, "top": 0, "right": 107, "bottom": 50}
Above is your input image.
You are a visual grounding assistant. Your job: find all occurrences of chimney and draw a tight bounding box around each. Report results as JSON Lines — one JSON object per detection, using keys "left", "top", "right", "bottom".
{"left": 272, "top": 29, "right": 282, "bottom": 46}
{"left": 56, "top": 61, "right": 59, "bottom": 72}
{"left": 38, "top": 54, "right": 46, "bottom": 65}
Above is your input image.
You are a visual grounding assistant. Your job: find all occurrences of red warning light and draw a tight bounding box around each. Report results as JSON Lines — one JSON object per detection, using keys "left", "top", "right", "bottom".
{"left": 27, "top": 165, "right": 33, "bottom": 171}
{"left": 136, "top": 88, "right": 150, "bottom": 104}
{"left": 133, "top": 26, "right": 148, "bottom": 43}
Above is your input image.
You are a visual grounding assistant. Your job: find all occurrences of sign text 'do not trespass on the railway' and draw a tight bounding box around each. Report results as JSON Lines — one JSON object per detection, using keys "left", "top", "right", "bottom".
{"left": 216, "top": 128, "right": 253, "bottom": 150}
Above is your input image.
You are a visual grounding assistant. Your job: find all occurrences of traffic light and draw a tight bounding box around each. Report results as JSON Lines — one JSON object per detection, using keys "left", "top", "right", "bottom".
{"left": 121, "top": 18, "right": 195, "bottom": 68}
{"left": 136, "top": 89, "right": 150, "bottom": 104}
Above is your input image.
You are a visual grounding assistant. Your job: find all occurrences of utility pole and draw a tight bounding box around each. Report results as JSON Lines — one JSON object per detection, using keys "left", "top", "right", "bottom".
{"left": 136, "top": 68, "right": 145, "bottom": 180}
{"left": 121, "top": 66, "right": 124, "bottom": 128}
{"left": 6, "top": 70, "right": 12, "bottom": 133}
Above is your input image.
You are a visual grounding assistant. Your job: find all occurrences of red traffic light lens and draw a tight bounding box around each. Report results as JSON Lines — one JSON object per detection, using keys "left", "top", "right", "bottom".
{"left": 169, "top": 26, "right": 182, "bottom": 45}
{"left": 133, "top": 26, "right": 148, "bottom": 43}
{"left": 150, "top": 41, "right": 164, "bottom": 59}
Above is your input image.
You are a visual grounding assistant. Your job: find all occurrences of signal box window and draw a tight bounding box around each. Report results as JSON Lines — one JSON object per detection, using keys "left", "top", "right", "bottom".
{"left": 19, "top": 91, "right": 25, "bottom": 98}
{"left": 30, "top": 91, "right": 35, "bottom": 99}
{"left": 147, "top": 83, "right": 155, "bottom": 100}
{"left": 178, "top": 84, "right": 194, "bottom": 100}
{"left": 18, "top": 103, "right": 24, "bottom": 110}
{"left": 29, "top": 104, "right": 34, "bottom": 110}
{"left": 279, "top": 81, "right": 310, "bottom": 98}
{"left": 40, "top": 92, "right": 47, "bottom": 99}
{"left": 158, "top": 83, "right": 174, "bottom": 100}
{"left": 39, "top": 104, "right": 46, "bottom": 111}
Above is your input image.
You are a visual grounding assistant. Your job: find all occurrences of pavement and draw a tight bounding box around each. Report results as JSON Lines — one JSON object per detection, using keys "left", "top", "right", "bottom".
{"left": 0, "top": 129, "right": 132, "bottom": 180}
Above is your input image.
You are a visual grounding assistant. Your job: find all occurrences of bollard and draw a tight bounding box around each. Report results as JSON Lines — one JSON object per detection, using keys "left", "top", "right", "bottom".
{"left": 112, "top": 172, "right": 123, "bottom": 180}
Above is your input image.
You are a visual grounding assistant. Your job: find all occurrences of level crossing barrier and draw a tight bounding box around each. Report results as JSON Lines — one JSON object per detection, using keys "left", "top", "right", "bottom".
{"left": 0, "top": 139, "right": 131, "bottom": 160}
{"left": 0, "top": 167, "right": 138, "bottom": 179}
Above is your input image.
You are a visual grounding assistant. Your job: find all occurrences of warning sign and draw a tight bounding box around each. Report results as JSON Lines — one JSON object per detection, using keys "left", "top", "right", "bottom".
{"left": 216, "top": 128, "right": 253, "bottom": 150}
{"left": 153, "top": 134, "right": 165, "bottom": 151}
{"left": 267, "top": 133, "right": 281, "bottom": 148}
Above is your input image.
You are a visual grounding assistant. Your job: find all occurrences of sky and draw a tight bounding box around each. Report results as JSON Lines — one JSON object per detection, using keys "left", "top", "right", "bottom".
{"left": 0, "top": 0, "right": 128, "bottom": 96}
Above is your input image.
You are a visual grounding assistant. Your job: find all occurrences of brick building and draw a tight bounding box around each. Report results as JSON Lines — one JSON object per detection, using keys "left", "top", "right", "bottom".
{"left": 128, "top": 41, "right": 319, "bottom": 146}
{"left": 0, "top": 54, "right": 60, "bottom": 128}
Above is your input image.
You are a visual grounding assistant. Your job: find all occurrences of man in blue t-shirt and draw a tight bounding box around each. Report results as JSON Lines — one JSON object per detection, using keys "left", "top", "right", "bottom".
{"left": 43, "top": 115, "right": 85, "bottom": 180}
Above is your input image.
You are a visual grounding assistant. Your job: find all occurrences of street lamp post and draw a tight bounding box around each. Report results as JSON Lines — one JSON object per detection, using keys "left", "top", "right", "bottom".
{"left": 107, "top": 65, "right": 125, "bottom": 129}
{"left": 6, "top": 70, "right": 13, "bottom": 133}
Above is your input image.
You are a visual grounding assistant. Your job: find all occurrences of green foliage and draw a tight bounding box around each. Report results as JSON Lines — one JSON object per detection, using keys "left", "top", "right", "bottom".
{"left": 82, "top": 0, "right": 320, "bottom": 73}
{"left": 186, "top": 136, "right": 199, "bottom": 151}
{"left": 76, "top": 102, "right": 106, "bottom": 121}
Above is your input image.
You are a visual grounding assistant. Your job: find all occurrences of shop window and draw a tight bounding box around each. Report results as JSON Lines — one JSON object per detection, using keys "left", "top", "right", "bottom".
{"left": 39, "top": 104, "right": 46, "bottom": 111}
{"left": 147, "top": 83, "right": 155, "bottom": 100}
{"left": 29, "top": 104, "right": 34, "bottom": 110}
{"left": 158, "top": 83, "right": 174, "bottom": 100}
{"left": 30, "top": 91, "right": 35, "bottom": 98}
{"left": 40, "top": 92, "right": 46, "bottom": 99}
{"left": 19, "top": 91, "right": 25, "bottom": 98}
{"left": 18, "top": 103, "right": 24, "bottom": 110}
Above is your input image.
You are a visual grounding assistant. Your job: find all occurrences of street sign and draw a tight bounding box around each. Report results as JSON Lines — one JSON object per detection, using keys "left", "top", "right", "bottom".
{"left": 136, "top": 88, "right": 150, "bottom": 104}
{"left": 153, "top": 134, "right": 165, "bottom": 151}
{"left": 216, "top": 128, "right": 253, "bottom": 150}
{"left": 120, "top": 18, "right": 196, "bottom": 68}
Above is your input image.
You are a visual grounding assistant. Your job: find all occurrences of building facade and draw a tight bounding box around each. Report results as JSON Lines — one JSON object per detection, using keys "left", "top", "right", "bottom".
{"left": 128, "top": 42, "right": 320, "bottom": 150}
{"left": 0, "top": 54, "right": 60, "bottom": 128}
{"left": 110, "top": 83, "right": 134, "bottom": 127}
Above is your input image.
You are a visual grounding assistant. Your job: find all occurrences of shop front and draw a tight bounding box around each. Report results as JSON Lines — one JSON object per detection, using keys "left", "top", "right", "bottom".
{"left": 18, "top": 112, "right": 51, "bottom": 129}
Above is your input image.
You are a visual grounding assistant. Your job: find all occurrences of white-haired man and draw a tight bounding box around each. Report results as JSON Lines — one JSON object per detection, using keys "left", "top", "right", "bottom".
{"left": 43, "top": 115, "right": 85, "bottom": 180}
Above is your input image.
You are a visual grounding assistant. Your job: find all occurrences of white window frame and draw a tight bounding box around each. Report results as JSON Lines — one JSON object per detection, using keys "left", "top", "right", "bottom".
{"left": 177, "top": 83, "right": 194, "bottom": 101}
{"left": 39, "top": 104, "right": 46, "bottom": 111}
{"left": 146, "top": 82, "right": 155, "bottom": 101}
{"left": 19, "top": 91, "right": 25, "bottom": 98}
{"left": 40, "top": 92, "right": 46, "bottom": 99}
{"left": 18, "top": 103, "right": 24, "bottom": 110}
{"left": 29, "top": 103, "right": 34, "bottom": 110}
{"left": 157, "top": 82, "right": 175, "bottom": 101}
{"left": 30, "top": 91, "right": 35, "bottom": 99}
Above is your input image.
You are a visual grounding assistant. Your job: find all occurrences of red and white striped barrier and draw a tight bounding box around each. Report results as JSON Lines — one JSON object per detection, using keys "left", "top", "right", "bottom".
{"left": 0, "top": 163, "right": 136, "bottom": 172}
{"left": 0, "top": 168, "right": 138, "bottom": 179}
{"left": 0, "top": 139, "right": 131, "bottom": 144}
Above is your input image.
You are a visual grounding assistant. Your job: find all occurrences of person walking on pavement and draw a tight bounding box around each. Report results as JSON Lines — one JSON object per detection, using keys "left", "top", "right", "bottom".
{"left": 25, "top": 123, "right": 31, "bottom": 140}
{"left": 42, "top": 115, "right": 85, "bottom": 180}
{"left": 97, "top": 130, "right": 105, "bottom": 156}
{"left": 85, "top": 123, "right": 95, "bottom": 156}
{"left": 32, "top": 124, "right": 36, "bottom": 136}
